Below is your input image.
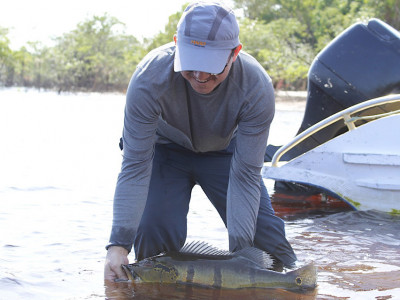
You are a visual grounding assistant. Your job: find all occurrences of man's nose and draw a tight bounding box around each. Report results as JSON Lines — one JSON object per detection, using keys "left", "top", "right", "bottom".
{"left": 192, "top": 71, "right": 211, "bottom": 81}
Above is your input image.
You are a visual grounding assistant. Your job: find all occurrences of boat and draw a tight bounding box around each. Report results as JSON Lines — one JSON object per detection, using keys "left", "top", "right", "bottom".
{"left": 263, "top": 18, "right": 400, "bottom": 214}
{"left": 263, "top": 95, "right": 400, "bottom": 213}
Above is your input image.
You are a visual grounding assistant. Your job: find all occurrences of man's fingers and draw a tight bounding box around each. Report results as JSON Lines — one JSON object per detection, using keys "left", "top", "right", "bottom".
{"left": 104, "top": 264, "right": 128, "bottom": 281}
{"left": 112, "top": 264, "right": 128, "bottom": 281}
{"left": 104, "top": 264, "right": 118, "bottom": 282}
{"left": 104, "top": 246, "right": 130, "bottom": 281}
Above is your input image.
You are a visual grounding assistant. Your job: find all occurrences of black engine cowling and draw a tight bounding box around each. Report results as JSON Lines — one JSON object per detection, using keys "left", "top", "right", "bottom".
{"left": 265, "top": 18, "right": 400, "bottom": 162}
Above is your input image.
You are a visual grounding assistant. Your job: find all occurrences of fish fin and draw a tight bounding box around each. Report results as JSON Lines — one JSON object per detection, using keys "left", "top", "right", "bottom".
{"left": 233, "top": 247, "right": 274, "bottom": 269}
{"left": 178, "top": 241, "right": 233, "bottom": 258}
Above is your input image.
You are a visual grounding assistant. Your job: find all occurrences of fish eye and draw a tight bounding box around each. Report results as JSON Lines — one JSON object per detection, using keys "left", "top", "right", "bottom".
{"left": 295, "top": 277, "right": 302, "bottom": 286}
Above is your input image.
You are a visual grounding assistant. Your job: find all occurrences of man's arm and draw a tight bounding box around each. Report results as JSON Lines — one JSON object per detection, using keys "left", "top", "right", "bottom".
{"left": 226, "top": 82, "right": 275, "bottom": 252}
{"left": 105, "top": 68, "right": 161, "bottom": 279}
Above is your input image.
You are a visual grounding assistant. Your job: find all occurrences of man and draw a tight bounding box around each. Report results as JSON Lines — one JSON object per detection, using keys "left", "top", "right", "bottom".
{"left": 104, "top": 1, "right": 297, "bottom": 281}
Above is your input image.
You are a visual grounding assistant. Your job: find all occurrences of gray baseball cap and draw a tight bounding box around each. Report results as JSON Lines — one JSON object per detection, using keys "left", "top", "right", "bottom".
{"left": 174, "top": 1, "right": 240, "bottom": 74}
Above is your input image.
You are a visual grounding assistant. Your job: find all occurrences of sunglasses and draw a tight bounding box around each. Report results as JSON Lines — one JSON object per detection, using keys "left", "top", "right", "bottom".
{"left": 187, "top": 50, "right": 235, "bottom": 76}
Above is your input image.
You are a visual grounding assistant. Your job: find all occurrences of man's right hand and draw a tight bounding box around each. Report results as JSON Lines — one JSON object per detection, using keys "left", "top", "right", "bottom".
{"left": 104, "top": 246, "right": 129, "bottom": 282}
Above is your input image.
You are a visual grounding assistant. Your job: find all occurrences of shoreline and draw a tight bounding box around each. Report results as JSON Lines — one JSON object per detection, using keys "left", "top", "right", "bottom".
{"left": 275, "top": 90, "right": 307, "bottom": 102}
{"left": 1, "top": 87, "right": 308, "bottom": 105}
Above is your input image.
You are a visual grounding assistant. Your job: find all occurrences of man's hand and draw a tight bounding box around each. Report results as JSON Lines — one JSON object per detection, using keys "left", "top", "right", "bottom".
{"left": 104, "top": 246, "right": 129, "bottom": 282}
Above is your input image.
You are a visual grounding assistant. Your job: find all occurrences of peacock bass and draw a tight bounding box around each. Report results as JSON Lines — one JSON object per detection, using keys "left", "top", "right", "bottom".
{"left": 122, "top": 241, "right": 317, "bottom": 291}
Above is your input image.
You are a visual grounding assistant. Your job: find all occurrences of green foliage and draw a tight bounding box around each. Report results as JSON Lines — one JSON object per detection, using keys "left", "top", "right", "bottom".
{"left": 364, "top": 0, "right": 400, "bottom": 29}
{"left": 0, "top": 14, "right": 146, "bottom": 92}
{"left": 0, "top": 27, "right": 14, "bottom": 86}
{"left": 235, "top": 0, "right": 396, "bottom": 89}
{"left": 0, "top": 1, "right": 399, "bottom": 91}
{"left": 144, "top": 10, "right": 183, "bottom": 51}
{"left": 239, "top": 17, "right": 313, "bottom": 89}
{"left": 11, "top": 47, "right": 33, "bottom": 87}
{"left": 53, "top": 14, "right": 145, "bottom": 92}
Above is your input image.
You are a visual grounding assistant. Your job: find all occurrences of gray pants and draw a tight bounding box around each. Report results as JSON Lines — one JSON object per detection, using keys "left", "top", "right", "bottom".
{"left": 134, "top": 141, "right": 297, "bottom": 267}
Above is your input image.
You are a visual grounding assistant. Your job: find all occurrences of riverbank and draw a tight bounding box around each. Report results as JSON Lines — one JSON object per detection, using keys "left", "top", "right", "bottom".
{"left": 275, "top": 90, "right": 307, "bottom": 102}
{"left": 2, "top": 86, "right": 307, "bottom": 101}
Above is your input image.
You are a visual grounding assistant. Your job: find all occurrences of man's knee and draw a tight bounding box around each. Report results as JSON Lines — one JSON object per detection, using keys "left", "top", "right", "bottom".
{"left": 134, "top": 223, "right": 186, "bottom": 260}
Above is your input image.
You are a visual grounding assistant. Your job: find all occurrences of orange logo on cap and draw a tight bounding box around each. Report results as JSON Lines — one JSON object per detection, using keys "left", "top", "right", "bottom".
{"left": 191, "top": 40, "right": 206, "bottom": 47}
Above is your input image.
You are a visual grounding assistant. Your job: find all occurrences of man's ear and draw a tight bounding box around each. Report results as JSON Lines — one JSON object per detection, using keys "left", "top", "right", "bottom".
{"left": 232, "top": 44, "right": 242, "bottom": 61}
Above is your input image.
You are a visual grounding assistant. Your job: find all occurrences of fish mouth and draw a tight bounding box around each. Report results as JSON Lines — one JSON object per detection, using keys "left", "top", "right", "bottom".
{"left": 121, "top": 264, "right": 140, "bottom": 281}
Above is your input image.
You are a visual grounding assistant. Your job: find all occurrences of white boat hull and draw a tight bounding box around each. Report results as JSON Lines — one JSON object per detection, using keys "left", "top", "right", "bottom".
{"left": 263, "top": 114, "right": 400, "bottom": 213}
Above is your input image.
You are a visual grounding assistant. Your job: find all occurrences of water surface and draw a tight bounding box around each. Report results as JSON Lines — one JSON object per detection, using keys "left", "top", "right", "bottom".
{"left": 1, "top": 89, "right": 399, "bottom": 299}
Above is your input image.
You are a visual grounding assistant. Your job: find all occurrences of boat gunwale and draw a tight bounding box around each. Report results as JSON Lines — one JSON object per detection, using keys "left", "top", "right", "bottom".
{"left": 271, "top": 94, "right": 400, "bottom": 167}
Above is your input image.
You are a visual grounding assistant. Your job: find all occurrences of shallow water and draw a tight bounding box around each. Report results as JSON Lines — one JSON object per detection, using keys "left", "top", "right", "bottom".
{"left": 1, "top": 88, "right": 399, "bottom": 299}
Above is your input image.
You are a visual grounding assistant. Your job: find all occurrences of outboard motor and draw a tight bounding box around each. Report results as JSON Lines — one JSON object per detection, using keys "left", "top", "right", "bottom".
{"left": 265, "top": 18, "right": 400, "bottom": 162}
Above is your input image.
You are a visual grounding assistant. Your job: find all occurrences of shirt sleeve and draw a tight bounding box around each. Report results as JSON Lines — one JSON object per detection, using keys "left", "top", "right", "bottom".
{"left": 226, "top": 80, "right": 275, "bottom": 252}
{"left": 107, "top": 68, "right": 161, "bottom": 252}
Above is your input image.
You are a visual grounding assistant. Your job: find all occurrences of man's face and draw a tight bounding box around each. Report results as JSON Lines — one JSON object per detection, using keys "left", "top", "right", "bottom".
{"left": 180, "top": 58, "right": 233, "bottom": 94}
{"left": 179, "top": 47, "right": 240, "bottom": 94}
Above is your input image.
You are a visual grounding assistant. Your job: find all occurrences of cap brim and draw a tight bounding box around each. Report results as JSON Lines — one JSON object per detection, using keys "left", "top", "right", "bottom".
{"left": 174, "top": 42, "right": 232, "bottom": 74}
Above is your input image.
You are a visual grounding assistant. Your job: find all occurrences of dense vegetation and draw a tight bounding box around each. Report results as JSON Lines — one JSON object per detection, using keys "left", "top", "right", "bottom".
{"left": 0, "top": 0, "right": 399, "bottom": 92}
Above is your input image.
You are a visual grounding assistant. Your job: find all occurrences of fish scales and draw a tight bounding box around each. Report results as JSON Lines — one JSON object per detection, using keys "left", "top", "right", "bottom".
{"left": 172, "top": 255, "right": 298, "bottom": 289}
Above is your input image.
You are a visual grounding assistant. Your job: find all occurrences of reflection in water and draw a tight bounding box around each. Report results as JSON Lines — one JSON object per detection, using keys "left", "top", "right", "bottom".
{"left": 104, "top": 280, "right": 318, "bottom": 300}
{"left": 104, "top": 205, "right": 400, "bottom": 299}
{"left": 271, "top": 189, "right": 354, "bottom": 220}
{"left": 291, "top": 210, "right": 400, "bottom": 299}
{"left": 1, "top": 90, "right": 399, "bottom": 299}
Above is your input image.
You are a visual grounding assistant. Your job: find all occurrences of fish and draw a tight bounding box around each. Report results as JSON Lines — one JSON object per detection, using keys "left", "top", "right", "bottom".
{"left": 122, "top": 241, "right": 317, "bottom": 291}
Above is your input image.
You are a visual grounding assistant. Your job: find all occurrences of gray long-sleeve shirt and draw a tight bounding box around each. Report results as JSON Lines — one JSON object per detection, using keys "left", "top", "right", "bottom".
{"left": 108, "top": 42, "right": 275, "bottom": 253}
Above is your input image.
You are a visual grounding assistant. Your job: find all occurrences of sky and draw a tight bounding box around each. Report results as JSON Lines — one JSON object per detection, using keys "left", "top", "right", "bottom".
{"left": 0, "top": 0, "right": 234, "bottom": 49}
